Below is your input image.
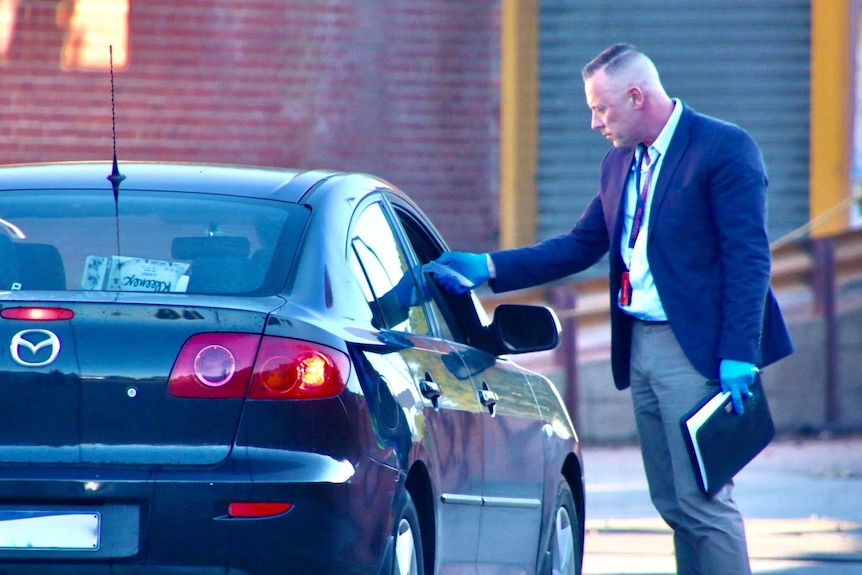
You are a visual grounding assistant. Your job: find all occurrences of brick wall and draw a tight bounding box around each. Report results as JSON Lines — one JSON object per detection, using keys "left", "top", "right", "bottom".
{"left": 1, "top": 0, "right": 501, "bottom": 252}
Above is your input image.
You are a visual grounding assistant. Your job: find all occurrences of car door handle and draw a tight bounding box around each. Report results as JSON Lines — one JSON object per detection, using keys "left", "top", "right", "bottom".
{"left": 478, "top": 382, "right": 498, "bottom": 417}
{"left": 419, "top": 372, "right": 441, "bottom": 409}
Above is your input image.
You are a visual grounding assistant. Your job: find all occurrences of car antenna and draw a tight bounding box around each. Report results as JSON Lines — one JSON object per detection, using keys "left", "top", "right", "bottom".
{"left": 106, "top": 45, "right": 125, "bottom": 200}
{"left": 107, "top": 45, "right": 125, "bottom": 260}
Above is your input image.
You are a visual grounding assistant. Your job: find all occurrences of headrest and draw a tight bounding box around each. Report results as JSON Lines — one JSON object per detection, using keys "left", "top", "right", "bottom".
{"left": 171, "top": 236, "right": 250, "bottom": 260}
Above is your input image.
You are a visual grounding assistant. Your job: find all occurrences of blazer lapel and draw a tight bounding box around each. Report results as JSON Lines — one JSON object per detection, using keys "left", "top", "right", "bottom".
{"left": 605, "top": 149, "right": 636, "bottom": 243}
{"left": 647, "top": 107, "right": 694, "bottom": 232}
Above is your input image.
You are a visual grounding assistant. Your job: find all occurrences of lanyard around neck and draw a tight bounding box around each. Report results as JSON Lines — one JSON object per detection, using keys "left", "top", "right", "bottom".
{"left": 628, "top": 144, "right": 654, "bottom": 249}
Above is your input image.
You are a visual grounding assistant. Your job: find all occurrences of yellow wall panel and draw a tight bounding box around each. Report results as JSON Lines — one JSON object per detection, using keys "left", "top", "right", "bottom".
{"left": 811, "top": 0, "right": 852, "bottom": 237}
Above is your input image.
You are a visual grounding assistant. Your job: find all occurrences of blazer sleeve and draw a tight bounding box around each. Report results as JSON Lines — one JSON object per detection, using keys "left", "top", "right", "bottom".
{"left": 709, "top": 125, "right": 773, "bottom": 363}
{"left": 488, "top": 192, "right": 611, "bottom": 293}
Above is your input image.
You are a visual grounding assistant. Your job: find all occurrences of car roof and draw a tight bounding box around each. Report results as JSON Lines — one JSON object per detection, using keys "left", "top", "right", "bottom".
{"left": 0, "top": 162, "right": 339, "bottom": 203}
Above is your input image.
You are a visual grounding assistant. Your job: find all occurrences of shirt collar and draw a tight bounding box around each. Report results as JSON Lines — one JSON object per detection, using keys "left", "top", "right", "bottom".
{"left": 632, "top": 98, "right": 683, "bottom": 164}
{"left": 651, "top": 98, "right": 682, "bottom": 158}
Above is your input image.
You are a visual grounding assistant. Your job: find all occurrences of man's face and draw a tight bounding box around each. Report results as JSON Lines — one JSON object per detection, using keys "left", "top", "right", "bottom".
{"left": 584, "top": 69, "right": 639, "bottom": 148}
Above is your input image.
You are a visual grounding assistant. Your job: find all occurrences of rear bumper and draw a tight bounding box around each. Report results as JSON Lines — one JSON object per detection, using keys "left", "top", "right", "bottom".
{"left": 0, "top": 448, "right": 401, "bottom": 574}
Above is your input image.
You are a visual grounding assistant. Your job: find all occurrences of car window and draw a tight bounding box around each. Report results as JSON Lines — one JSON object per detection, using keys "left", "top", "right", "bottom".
{"left": 0, "top": 189, "right": 305, "bottom": 295}
{"left": 348, "top": 201, "right": 432, "bottom": 335}
{"left": 388, "top": 202, "right": 492, "bottom": 348}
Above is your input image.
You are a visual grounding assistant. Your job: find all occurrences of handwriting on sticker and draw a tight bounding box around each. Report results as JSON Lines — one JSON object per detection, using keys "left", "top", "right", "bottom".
{"left": 122, "top": 275, "right": 172, "bottom": 292}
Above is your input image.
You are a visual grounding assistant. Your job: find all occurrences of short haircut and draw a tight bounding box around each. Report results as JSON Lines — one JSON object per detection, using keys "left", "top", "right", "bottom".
{"left": 582, "top": 43, "right": 641, "bottom": 80}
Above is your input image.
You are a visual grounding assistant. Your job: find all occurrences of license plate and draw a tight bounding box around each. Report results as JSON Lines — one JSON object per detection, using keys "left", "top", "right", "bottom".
{"left": 0, "top": 511, "right": 100, "bottom": 550}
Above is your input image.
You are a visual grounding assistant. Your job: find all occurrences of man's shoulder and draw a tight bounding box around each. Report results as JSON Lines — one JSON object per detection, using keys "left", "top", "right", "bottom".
{"left": 676, "top": 107, "right": 766, "bottom": 174}
{"left": 684, "top": 106, "right": 751, "bottom": 139}
{"left": 671, "top": 106, "right": 760, "bottom": 161}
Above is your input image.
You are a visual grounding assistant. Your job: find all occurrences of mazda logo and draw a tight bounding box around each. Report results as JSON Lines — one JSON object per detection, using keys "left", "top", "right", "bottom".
{"left": 10, "top": 329, "right": 61, "bottom": 367}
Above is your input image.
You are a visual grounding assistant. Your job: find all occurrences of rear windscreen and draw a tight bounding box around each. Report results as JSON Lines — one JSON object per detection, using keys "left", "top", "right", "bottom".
{"left": 0, "top": 189, "right": 307, "bottom": 295}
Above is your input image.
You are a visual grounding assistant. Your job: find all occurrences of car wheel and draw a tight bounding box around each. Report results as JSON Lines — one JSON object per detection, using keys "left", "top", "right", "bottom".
{"left": 547, "top": 476, "right": 581, "bottom": 575}
{"left": 392, "top": 491, "right": 424, "bottom": 575}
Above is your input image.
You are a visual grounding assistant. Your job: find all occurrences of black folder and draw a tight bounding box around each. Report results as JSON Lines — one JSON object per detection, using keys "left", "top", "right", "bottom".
{"left": 680, "top": 375, "right": 774, "bottom": 497}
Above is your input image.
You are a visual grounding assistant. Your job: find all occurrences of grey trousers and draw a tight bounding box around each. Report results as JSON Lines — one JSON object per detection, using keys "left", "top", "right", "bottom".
{"left": 629, "top": 320, "right": 752, "bottom": 575}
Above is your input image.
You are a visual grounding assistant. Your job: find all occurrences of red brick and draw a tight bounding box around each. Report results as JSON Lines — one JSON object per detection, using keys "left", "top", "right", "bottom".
{"left": 2, "top": 0, "right": 501, "bottom": 251}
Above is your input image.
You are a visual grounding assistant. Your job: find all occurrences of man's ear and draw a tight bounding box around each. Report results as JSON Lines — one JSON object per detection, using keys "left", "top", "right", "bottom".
{"left": 628, "top": 87, "right": 644, "bottom": 108}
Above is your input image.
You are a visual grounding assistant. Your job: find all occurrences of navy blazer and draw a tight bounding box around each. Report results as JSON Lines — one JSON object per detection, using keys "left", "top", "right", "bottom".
{"left": 490, "top": 106, "right": 793, "bottom": 390}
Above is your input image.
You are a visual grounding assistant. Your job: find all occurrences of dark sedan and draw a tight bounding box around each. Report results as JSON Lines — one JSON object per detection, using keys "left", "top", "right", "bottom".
{"left": 0, "top": 162, "right": 584, "bottom": 575}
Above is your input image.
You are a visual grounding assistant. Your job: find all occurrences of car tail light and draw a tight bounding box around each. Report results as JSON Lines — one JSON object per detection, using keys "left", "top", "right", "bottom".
{"left": 168, "top": 333, "right": 260, "bottom": 398}
{"left": 1, "top": 307, "right": 74, "bottom": 321}
{"left": 249, "top": 337, "right": 349, "bottom": 400}
{"left": 228, "top": 502, "right": 293, "bottom": 518}
{"left": 168, "top": 333, "right": 349, "bottom": 400}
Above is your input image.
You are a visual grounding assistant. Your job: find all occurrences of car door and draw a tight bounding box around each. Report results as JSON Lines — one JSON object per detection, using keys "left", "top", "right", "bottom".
{"left": 454, "top": 341, "right": 546, "bottom": 572}
{"left": 346, "top": 197, "right": 484, "bottom": 572}
{"left": 386, "top": 198, "right": 547, "bottom": 573}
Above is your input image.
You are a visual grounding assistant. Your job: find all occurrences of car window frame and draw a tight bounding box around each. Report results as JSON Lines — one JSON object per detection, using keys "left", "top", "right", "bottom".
{"left": 380, "top": 192, "right": 494, "bottom": 350}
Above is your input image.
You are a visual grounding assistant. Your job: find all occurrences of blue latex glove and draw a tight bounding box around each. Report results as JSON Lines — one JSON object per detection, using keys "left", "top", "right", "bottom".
{"left": 428, "top": 252, "right": 490, "bottom": 295}
{"left": 719, "top": 359, "right": 757, "bottom": 415}
{"left": 393, "top": 266, "right": 429, "bottom": 307}
{"left": 393, "top": 272, "right": 419, "bottom": 307}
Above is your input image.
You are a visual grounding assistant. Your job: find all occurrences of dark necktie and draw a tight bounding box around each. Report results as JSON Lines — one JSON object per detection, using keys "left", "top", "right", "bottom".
{"left": 628, "top": 145, "right": 655, "bottom": 249}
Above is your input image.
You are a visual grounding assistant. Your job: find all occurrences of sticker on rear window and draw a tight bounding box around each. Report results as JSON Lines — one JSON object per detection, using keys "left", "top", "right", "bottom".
{"left": 81, "top": 256, "right": 189, "bottom": 293}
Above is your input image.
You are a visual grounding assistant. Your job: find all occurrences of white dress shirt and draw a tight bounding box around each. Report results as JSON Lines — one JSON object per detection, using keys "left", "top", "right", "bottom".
{"left": 619, "top": 99, "right": 683, "bottom": 321}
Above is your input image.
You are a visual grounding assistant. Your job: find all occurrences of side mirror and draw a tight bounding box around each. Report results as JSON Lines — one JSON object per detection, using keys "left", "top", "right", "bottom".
{"left": 491, "top": 304, "right": 560, "bottom": 354}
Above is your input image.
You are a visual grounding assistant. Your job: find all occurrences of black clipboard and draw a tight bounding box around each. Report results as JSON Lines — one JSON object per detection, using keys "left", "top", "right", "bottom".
{"left": 680, "top": 374, "right": 774, "bottom": 497}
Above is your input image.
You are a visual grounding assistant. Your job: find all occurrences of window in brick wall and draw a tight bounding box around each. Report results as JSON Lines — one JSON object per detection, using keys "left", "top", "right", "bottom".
{"left": 58, "top": 0, "right": 129, "bottom": 71}
{"left": 0, "top": 0, "right": 18, "bottom": 62}
{"left": 0, "top": 0, "right": 128, "bottom": 69}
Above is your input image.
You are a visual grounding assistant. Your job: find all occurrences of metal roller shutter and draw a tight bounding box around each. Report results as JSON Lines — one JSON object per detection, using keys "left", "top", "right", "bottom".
{"left": 537, "top": 0, "right": 811, "bottom": 279}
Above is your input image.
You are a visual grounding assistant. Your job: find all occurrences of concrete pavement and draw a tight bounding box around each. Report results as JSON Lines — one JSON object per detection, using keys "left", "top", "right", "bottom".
{"left": 580, "top": 433, "right": 862, "bottom": 574}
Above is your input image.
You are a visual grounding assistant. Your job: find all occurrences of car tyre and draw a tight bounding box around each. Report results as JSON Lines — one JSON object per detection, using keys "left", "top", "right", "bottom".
{"left": 546, "top": 476, "right": 581, "bottom": 575}
{"left": 391, "top": 491, "right": 424, "bottom": 575}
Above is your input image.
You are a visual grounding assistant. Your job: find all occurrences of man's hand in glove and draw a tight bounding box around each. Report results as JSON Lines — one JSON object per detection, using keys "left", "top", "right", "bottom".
{"left": 427, "top": 252, "right": 490, "bottom": 295}
{"left": 719, "top": 359, "right": 758, "bottom": 415}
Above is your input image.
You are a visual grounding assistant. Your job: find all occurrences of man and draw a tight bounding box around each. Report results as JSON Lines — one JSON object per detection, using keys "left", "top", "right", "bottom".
{"left": 430, "top": 43, "right": 793, "bottom": 575}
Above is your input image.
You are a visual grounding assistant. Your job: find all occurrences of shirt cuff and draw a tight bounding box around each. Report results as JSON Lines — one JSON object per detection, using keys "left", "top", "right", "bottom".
{"left": 485, "top": 253, "right": 496, "bottom": 279}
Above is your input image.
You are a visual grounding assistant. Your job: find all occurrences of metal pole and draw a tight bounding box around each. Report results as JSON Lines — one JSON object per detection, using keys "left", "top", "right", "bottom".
{"left": 550, "top": 286, "right": 578, "bottom": 428}
{"left": 811, "top": 237, "right": 838, "bottom": 425}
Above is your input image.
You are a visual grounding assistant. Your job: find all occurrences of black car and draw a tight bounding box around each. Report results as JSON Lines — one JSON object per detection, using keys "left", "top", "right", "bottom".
{"left": 0, "top": 162, "right": 584, "bottom": 575}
